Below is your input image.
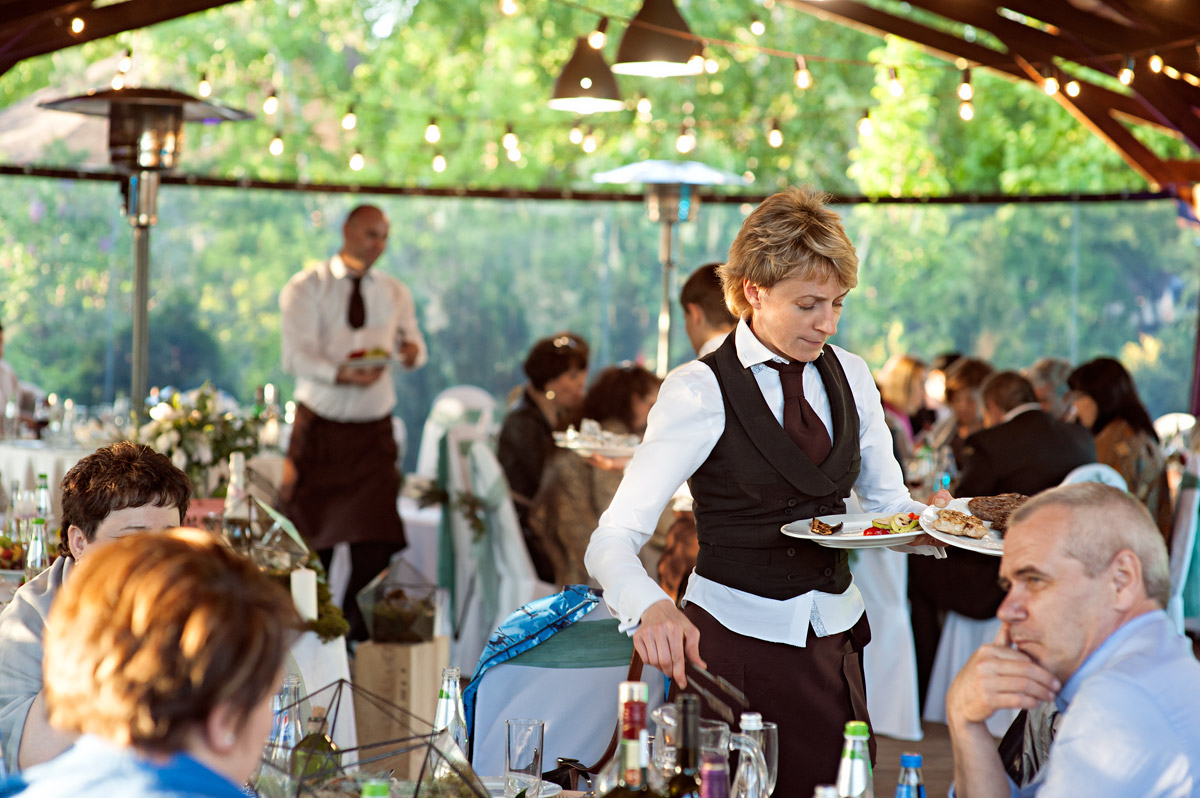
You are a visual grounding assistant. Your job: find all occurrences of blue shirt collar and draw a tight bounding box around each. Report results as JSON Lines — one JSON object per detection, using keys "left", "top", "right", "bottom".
{"left": 1055, "top": 609, "right": 1165, "bottom": 712}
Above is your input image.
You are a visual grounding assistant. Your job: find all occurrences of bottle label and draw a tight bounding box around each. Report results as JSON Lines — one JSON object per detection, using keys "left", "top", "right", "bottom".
{"left": 621, "top": 699, "right": 646, "bottom": 740}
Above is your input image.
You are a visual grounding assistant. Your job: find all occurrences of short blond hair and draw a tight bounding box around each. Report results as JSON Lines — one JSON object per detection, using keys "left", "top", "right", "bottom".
{"left": 876, "top": 354, "right": 928, "bottom": 413}
{"left": 719, "top": 186, "right": 859, "bottom": 318}
{"left": 45, "top": 529, "right": 301, "bottom": 752}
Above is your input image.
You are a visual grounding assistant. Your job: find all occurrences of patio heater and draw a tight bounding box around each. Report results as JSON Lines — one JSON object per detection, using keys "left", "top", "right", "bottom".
{"left": 39, "top": 87, "right": 251, "bottom": 416}
{"left": 593, "top": 160, "right": 750, "bottom": 376}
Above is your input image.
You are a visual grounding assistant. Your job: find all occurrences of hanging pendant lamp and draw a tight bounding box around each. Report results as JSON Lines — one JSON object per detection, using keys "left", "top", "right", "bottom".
{"left": 612, "top": 0, "right": 703, "bottom": 78}
{"left": 549, "top": 37, "right": 625, "bottom": 113}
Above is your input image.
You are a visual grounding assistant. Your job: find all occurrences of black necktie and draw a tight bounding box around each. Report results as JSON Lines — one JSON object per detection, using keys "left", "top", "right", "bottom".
{"left": 765, "top": 359, "right": 832, "bottom": 465}
{"left": 347, "top": 276, "right": 365, "bottom": 329}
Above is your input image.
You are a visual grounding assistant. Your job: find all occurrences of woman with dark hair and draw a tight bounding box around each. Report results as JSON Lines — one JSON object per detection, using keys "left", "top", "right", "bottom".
{"left": 0, "top": 529, "right": 300, "bottom": 797}
{"left": 1068, "top": 357, "right": 1173, "bottom": 542}
{"left": 498, "top": 332, "right": 589, "bottom": 580}
{"left": 928, "top": 357, "right": 994, "bottom": 469}
{"left": 529, "top": 364, "right": 666, "bottom": 585}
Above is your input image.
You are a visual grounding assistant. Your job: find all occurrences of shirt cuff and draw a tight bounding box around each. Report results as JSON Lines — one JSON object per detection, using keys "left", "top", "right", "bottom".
{"left": 613, "top": 578, "right": 674, "bottom": 635}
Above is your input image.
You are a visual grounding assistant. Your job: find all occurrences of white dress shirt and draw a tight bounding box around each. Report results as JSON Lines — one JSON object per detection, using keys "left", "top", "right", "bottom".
{"left": 585, "top": 320, "right": 924, "bottom": 646}
{"left": 280, "top": 255, "right": 427, "bottom": 422}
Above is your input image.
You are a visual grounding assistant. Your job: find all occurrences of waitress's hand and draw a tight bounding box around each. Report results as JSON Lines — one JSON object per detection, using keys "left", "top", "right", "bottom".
{"left": 930, "top": 488, "right": 953, "bottom": 508}
{"left": 633, "top": 599, "right": 706, "bottom": 688}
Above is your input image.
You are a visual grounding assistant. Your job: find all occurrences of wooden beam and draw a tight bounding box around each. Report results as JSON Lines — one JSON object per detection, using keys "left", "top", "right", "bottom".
{"left": 1011, "top": 54, "right": 1170, "bottom": 186}
{"left": 989, "top": 0, "right": 1164, "bottom": 54}
{"left": 0, "top": 1, "right": 86, "bottom": 30}
{"left": 1162, "top": 160, "right": 1200, "bottom": 183}
{"left": 0, "top": 0, "right": 245, "bottom": 76}
{"left": 1108, "top": 0, "right": 1200, "bottom": 35}
{"left": 1127, "top": 69, "right": 1200, "bottom": 151}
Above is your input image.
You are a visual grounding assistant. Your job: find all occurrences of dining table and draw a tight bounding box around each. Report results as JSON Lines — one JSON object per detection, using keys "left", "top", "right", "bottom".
{"left": 0, "top": 439, "right": 93, "bottom": 522}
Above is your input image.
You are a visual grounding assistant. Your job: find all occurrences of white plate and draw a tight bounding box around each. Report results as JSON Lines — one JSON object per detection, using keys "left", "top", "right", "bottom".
{"left": 480, "top": 778, "right": 562, "bottom": 797}
{"left": 339, "top": 356, "right": 391, "bottom": 369}
{"left": 554, "top": 440, "right": 637, "bottom": 459}
{"left": 919, "top": 498, "right": 1004, "bottom": 556}
{"left": 781, "top": 512, "right": 925, "bottom": 549}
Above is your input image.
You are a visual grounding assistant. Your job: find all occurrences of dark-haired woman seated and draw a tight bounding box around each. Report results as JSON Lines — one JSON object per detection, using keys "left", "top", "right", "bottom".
{"left": 0, "top": 529, "right": 300, "bottom": 797}
{"left": 1068, "top": 357, "right": 1173, "bottom": 545}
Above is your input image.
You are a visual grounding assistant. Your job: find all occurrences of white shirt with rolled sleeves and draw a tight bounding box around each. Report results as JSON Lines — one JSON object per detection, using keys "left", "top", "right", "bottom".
{"left": 280, "top": 255, "right": 427, "bottom": 423}
{"left": 585, "top": 320, "right": 928, "bottom": 646}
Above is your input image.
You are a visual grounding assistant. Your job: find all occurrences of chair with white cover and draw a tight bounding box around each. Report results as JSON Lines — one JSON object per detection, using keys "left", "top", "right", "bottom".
{"left": 1167, "top": 454, "right": 1199, "bottom": 634}
{"left": 1059, "top": 462, "right": 1128, "bottom": 491}
{"left": 468, "top": 600, "right": 666, "bottom": 780}
{"left": 844, "top": 492, "right": 923, "bottom": 741}
{"left": 415, "top": 385, "right": 498, "bottom": 480}
{"left": 440, "top": 428, "right": 556, "bottom": 671}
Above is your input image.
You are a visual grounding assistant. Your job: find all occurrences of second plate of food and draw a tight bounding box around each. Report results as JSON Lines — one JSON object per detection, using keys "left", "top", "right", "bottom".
{"left": 781, "top": 512, "right": 926, "bottom": 549}
{"left": 919, "top": 498, "right": 1004, "bottom": 556}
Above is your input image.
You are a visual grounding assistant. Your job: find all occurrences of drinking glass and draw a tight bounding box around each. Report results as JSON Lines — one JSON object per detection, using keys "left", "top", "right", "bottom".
{"left": 758, "top": 721, "right": 778, "bottom": 795}
{"left": 505, "top": 718, "right": 544, "bottom": 798}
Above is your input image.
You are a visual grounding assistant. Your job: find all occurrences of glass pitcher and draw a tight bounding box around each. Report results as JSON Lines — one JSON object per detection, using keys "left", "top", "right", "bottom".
{"left": 649, "top": 703, "right": 767, "bottom": 795}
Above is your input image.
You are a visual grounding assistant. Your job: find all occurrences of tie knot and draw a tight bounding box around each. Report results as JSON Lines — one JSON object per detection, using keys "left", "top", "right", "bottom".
{"left": 764, "top": 359, "right": 806, "bottom": 375}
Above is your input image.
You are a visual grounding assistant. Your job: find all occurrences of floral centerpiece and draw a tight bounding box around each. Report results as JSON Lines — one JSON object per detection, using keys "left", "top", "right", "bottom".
{"left": 135, "top": 382, "right": 262, "bottom": 497}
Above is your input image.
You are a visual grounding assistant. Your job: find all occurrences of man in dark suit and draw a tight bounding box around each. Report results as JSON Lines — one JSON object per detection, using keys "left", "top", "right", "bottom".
{"left": 909, "top": 371, "right": 1096, "bottom": 705}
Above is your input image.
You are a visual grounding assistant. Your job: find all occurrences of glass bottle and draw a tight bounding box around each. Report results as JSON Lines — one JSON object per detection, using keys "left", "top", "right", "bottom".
{"left": 835, "top": 721, "right": 873, "bottom": 798}
{"left": 602, "top": 681, "right": 664, "bottom": 797}
{"left": 24, "top": 517, "right": 49, "bottom": 582}
{"left": 433, "top": 666, "right": 469, "bottom": 757}
{"left": 266, "top": 674, "right": 304, "bottom": 772}
{"left": 1, "top": 481, "right": 23, "bottom": 571}
{"left": 666, "top": 695, "right": 702, "bottom": 798}
{"left": 730, "top": 713, "right": 767, "bottom": 798}
{"left": 291, "top": 705, "right": 340, "bottom": 780}
{"left": 34, "top": 473, "right": 51, "bottom": 528}
{"left": 222, "top": 452, "right": 254, "bottom": 553}
{"left": 893, "top": 753, "right": 924, "bottom": 798}
{"left": 813, "top": 788, "right": 840, "bottom": 798}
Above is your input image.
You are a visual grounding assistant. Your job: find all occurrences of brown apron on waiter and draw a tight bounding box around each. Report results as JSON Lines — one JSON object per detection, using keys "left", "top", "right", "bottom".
{"left": 278, "top": 403, "right": 406, "bottom": 551}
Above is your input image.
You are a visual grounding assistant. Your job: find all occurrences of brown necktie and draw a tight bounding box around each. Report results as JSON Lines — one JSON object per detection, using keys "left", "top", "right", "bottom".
{"left": 765, "top": 359, "right": 832, "bottom": 464}
{"left": 347, "top": 276, "right": 365, "bottom": 329}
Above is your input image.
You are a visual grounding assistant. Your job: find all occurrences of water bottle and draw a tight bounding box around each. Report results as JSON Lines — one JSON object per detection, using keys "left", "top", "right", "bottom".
{"left": 267, "top": 674, "right": 304, "bottom": 772}
{"left": 24, "top": 517, "right": 49, "bottom": 582}
{"left": 813, "top": 788, "right": 840, "bottom": 798}
{"left": 433, "top": 666, "right": 469, "bottom": 757}
{"left": 835, "top": 721, "right": 873, "bottom": 798}
{"left": 730, "top": 713, "right": 767, "bottom": 798}
{"left": 893, "top": 753, "right": 924, "bottom": 798}
{"left": 34, "top": 473, "right": 52, "bottom": 529}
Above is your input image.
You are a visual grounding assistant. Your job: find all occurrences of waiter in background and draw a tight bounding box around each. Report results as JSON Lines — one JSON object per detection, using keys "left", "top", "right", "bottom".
{"left": 279, "top": 204, "right": 426, "bottom": 641}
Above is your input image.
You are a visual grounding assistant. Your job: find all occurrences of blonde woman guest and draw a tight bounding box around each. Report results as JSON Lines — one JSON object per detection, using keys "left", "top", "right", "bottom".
{"left": 875, "top": 354, "right": 929, "bottom": 470}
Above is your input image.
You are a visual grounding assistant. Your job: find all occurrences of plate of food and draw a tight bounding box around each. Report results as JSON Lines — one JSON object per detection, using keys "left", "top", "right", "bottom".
{"left": 340, "top": 347, "right": 391, "bottom": 369}
{"left": 781, "top": 511, "right": 926, "bottom": 548}
{"left": 553, "top": 419, "right": 640, "bottom": 459}
{"left": 918, "top": 496, "right": 1024, "bottom": 556}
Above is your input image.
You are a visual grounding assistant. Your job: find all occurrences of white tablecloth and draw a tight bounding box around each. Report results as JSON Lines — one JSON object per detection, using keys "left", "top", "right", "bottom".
{"left": 288, "top": 631, "right": 357, "bottom": 761}
{"left": 0, "top": 441, "right": 91, "bottom": 522}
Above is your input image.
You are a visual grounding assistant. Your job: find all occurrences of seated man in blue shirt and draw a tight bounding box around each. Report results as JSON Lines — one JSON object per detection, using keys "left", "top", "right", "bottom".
{"left": 946, "top": 482, "right": 1200, "bottom": 797}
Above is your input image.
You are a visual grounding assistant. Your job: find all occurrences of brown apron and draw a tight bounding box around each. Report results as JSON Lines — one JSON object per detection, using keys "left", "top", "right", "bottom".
{"left": 278, "top": 403, "right": 406, "bottom": 551}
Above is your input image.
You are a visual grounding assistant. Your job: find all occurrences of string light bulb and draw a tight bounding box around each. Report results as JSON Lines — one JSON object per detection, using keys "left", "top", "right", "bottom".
{"left": 70, "top": 17, "right": 84, "bottom": 34}
{"left": 569, "top": 123, "right": 584, "bottom": 144}
{"left": 1149, "top": 53, "right": 1163, "bottom": 73}
{"left": 198, "top": 72, "right": 212, "bottom": 98}
{"left": 341, "top": 105, "right": 357, "bottom": 131}
{"left": 705, "top": 56, "right": 719, "bottom": 74}
{"left": 425, "top": 118, "right": 441, "bottom": 144}
{"left": 582, "top": 128, "right": 597, "bottom": 153}
{"left": 750, "top": 17, "right": 765, "bottom": 36}
{"left": 587, "top": 17, "right": 608, "bottom": 49}
{"left": 263, "top": 89, "right": 278, "bottom": 115}
{"left": 959, "top": 99, "right": 974, "bottom": 120}
{"left": 349, "top": 150, "right": 365, "bottom": 171}
{"left": 502, "top": 125, "right": 518, "bottom": 152}
{"left": 117, "top": 48, "right": 132, "bottom": 74}
{"left": 794, "top": 56, "right": 812, "bottom": 90}
{"left": 958, "top": 68, "right": 973, "bottom": 101}
{"left": 767, "top": 119, "right": 783, "bottom": 148}
{"left": 111, "top": 73, "right": 124, "bottom": 90}
{"left": 886, "top": 66, "right": 903, "bottom": 98}
{"left": 676, "top": 124, "right": 696, "bottom": 154}
{"left": 636, "top": 96, "right": 652, "bottom": 115}
{"left": 499, "top": 0, "right": 518, "bottom": 15}
{"left": 269, "top": 131, "right": 284, "bottom": 156}
{"left": 506, "top": 146, "right": 521, "bottom": 162}
{"left": 1042, "top": 66, "right": 1059, "bottom": 96}
{"left": 857, "top": 108, "right": 873, "bottom": 137}
{"left": 1065, "top": 80, "right": 1081, "bottom": 97}
{"left": 1118, "top": 56, "right": 1134, "bottom": 86}
{"left": 433, "top": 152, "right": 447, "bottom": 172}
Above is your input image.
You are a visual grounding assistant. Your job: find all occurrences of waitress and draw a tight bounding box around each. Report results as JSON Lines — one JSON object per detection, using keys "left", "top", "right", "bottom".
{"left": 585, "top": 186, "right": 945, "bottom": 797}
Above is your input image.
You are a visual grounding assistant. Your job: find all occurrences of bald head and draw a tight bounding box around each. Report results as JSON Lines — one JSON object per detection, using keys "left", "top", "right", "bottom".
{"left": 341, "top": 204, "right": 389, "bottom": 273}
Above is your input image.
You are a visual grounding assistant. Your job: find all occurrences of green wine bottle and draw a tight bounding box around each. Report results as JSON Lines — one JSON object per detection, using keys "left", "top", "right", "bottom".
{"left": 291, "top": 706, "right": 340, "bottom": 781}
{"left": 665, "top": 695, "right": 702, "bottom": 798}
{"left": 601, "top": 682, "right": 665, "bottom": 797}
